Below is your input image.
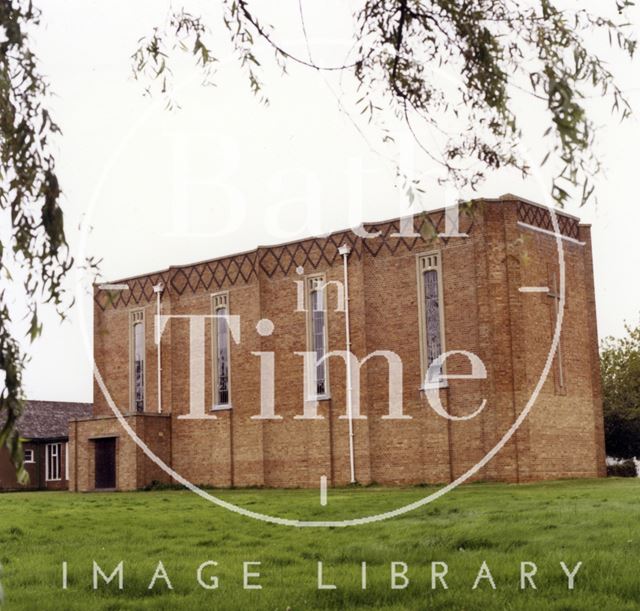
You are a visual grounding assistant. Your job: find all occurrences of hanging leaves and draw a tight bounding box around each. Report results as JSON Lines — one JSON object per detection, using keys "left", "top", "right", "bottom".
{"left": 0, "top": 1, "right": 73, "bottom": 481}
{"left": 134, "top": 1, "right": 635, "bottom": 208}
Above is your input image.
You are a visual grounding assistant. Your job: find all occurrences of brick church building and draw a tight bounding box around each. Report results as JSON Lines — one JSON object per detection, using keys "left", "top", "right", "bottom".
{"left": 68, "top": 195, "right": 605, "bottom": 491}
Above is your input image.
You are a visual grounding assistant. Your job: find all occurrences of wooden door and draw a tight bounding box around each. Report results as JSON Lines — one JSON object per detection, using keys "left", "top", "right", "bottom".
{"left": 94, "top": 438, "right": 116, "bottom": 489}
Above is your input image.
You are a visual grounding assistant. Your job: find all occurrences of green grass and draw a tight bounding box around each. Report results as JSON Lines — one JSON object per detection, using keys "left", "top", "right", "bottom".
{"left": 0, "top": 478, "right": 639, "bottom": 610}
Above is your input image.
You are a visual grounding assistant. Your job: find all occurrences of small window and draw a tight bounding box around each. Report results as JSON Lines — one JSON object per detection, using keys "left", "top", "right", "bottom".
{"left": 212, "top": 293, "right": 231, "bottom": 407}
{"left": 417, "top": 253, "right": 446, "bottom": 386}
{"left": 130, "top": 309, "right": 145, "bottom": 412}
{"left": 24, "top": 449, "right": 35, "bottom": 463}
{"left": 306, "top": 275, "right": 329, "bottom": 397}
{"left": 45, "top": 443, "right": 61, "bottom": 481}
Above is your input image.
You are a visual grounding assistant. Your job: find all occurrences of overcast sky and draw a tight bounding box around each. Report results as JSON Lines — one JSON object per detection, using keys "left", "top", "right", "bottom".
{"left": 16, "top": 0, "right": 640, "bottom": 402}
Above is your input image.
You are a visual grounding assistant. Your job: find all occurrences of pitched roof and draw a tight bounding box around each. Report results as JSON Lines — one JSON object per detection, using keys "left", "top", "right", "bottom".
{"left": 16, "top": 400, "right": 93, "bottom": 440}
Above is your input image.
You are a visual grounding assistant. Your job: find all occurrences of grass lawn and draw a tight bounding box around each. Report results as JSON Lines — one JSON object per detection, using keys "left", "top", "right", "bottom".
{"left": 0, "top": 478, "right": 638, "bottom": 610}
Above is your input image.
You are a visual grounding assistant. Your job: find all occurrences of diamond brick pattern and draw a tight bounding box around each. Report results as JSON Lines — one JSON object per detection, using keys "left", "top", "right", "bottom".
{"left": 257, "top": 230, "right": 361, "bottom": 279}
{"left": 94, "top": 272, "right": 170, "bottom": 311}
{"left": 517, "top": 202, "right": 579, "bottom": 240}
{"left": 94, "top": 211, "right": 474, "bottom": 310}
{"left": 95, "top": 203, "right": 580, "bottom": 311}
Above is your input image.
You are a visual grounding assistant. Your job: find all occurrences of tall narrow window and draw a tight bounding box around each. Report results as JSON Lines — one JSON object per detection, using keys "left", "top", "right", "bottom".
{"left": 130, "top": 309, "right": 145, "bottom": 412}
{"left": 212, "top": 293, "right": 231, "bottom": 407}
{"left": 45, "top": 443, "right": 61, "bottom": 481}
{"left": 417, "top": 253, "right": 445, "bottom": 386}
{"left": 546, "top": 270, "right": 566, "bottom": 394}
{"left": 307, "top": 276, "right": 328, "bottom": 397}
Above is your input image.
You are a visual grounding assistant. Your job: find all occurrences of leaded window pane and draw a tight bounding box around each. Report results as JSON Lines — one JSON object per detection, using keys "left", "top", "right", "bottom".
{"left": 424, "top": 269, "right": 442, "bottom": 379}
{"left": 311, "top": 288, "right": 326, "bottom": 395}
{"left": 216, "top": 306, "right": 230, "bottom": 405}
{"left": 133, "top": 321, "right": 144, "bottom": 412}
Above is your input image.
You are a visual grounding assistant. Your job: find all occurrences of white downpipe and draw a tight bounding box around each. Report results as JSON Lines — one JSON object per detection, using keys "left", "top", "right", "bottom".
{"left": 339, "top": 245, "right": 356, "bottom": 484}
{"left": 154, "top": 283, "right": 164, "bottom": 413}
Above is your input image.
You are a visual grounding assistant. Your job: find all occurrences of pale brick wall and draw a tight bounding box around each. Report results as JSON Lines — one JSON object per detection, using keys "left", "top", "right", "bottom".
{"left": 72, "top": 197, "right": 606, "bottom": 491}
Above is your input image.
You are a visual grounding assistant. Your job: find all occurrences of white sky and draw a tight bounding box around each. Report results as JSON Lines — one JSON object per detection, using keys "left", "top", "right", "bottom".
{"left": 17, "top": 1, "right": 640, "bottom": 402}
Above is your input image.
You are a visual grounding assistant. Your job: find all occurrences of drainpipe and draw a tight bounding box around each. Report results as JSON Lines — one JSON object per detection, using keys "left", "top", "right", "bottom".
{"left": 73, "top": 420, "right": 78, "bottom": 491}
{"left": 153, "top": 283, "right": 165, "bottom": 413}
{"left": 338, "top": 245, "right": 356, "bottom": 484}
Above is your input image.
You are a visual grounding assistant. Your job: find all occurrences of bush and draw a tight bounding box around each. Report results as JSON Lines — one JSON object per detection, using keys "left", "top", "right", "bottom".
{"left": 141, "top": 480, "right": 185, "bottom": 491}
{"left": 605, "top": 412, "right": 640, "bottom": 459}
{"left": 607, "top": 460, "right": 637, "bottom": 477}
{"left": 141, "top": 480, "right": 220, "bottom": 491}
{"left": 601, "top": 322, "right": 640, "bottom": 459}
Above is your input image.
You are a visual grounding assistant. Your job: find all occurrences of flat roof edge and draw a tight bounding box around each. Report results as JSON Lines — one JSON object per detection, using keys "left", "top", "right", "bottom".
{"left": 99, "top": 194, "right": 581, "bottom": 285}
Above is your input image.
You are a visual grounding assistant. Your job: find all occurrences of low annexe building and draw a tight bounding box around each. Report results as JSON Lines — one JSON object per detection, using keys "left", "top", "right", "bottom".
{"left": 0, "top": 400, "right": 92, "bottom": 491}
{"left": 69, "top": 194, "right": 605, "bottom": 491}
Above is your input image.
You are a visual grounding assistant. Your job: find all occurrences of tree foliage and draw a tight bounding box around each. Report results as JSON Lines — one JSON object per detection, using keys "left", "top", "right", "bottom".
{"left": 0, "top": 1, "right": 72, "bottom": 481}
{"left": 134, "top": 0, "right": 635, "bottom": 206}
{"left": 602, "top": 321, "right": 640, "bottom": 458}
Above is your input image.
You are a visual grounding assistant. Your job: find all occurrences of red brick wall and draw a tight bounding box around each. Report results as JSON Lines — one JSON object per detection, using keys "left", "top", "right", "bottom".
{"left": 0, "top": 444, "right": 40, "bottom": 491}
{"left": 0, "top": 441, "right": 70, "bottom": 491}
